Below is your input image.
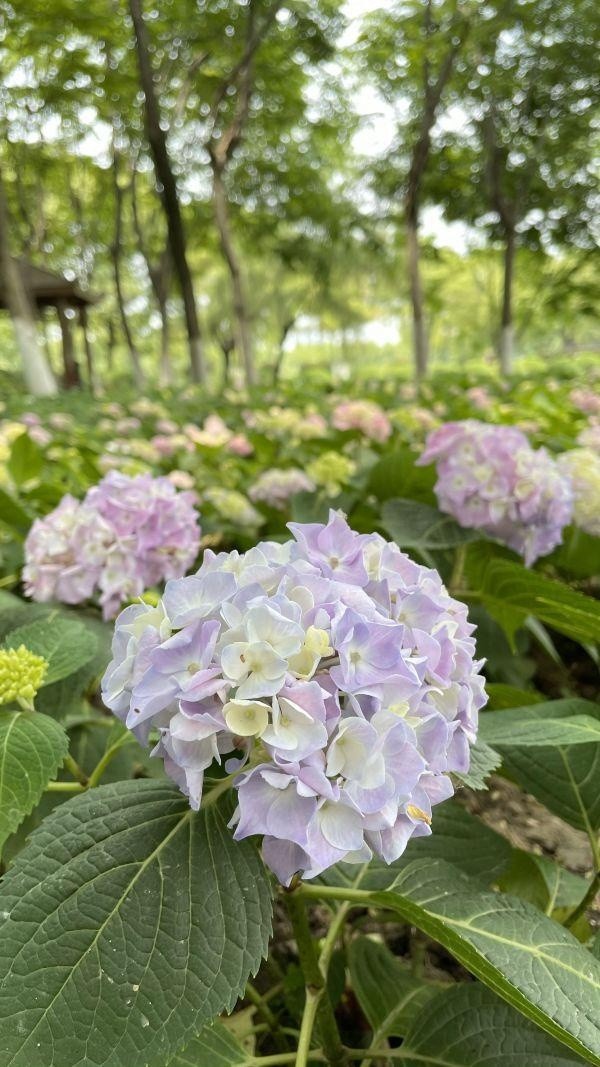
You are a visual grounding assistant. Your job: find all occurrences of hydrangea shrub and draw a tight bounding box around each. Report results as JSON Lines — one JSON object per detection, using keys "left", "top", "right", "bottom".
{"left": 23, "top": 470, "right": 201, "bottom": 618}
{"left": 419, "top": 420, "right": 573, "bottom": 564}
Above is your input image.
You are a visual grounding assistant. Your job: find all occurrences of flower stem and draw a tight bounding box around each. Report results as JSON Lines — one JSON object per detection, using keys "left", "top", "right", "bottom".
{"left": 63, "top": 754, "right": 88, "bottom": 785}
{"left": 564, "top": 867, "right": 600, "bottom": 929}
{"left": 284, "top": 889, "right": 347, "bottom": 1067}
{"left": 46, "top": 781, "right": 86, "bottom": 794}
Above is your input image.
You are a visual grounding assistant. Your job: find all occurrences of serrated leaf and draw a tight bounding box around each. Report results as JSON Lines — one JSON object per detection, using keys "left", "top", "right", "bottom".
{"left": 323, "top": 800, "right": 511, "bottom": 890}
{"left": 0, "top": 711, "right": 68, "bottom": 854}
{"left": 488, "top": 701, "right": 600, "bottom": 832}
{"left": 454, "top": 738, "right": 502, "bottom": 790}
{"left": 368, "top": 859, "right": 600, "bottom": 1062}
{"left": 498, "top": 850, "right": 588, "bottom": 917}
{"left": 399, "top": 983, "right": 588, "bottom": 1066}
{"left": 5, "top": 614, "right": 97, "bottom": 685}
{"left": 348, "top": 938, "right": 441, "bottom": 1042}
{"left": 382, "top": 498, "right": 480, "bottom": 549}
{"left": 167, "top": 1022, "right": 248, "bottom": 1067}
{"left": 480, "top": 700, "right": 600, "bottom": 747}
{"left": 0, "top": 780, "right": 273, "bottom": 1067}
{"left": 477, "top": 559, "right": 600, "bottom": 645}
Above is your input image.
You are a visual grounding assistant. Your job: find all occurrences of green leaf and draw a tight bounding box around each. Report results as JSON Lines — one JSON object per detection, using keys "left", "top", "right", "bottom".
{"left": 477, "top": 558, "right": 600, "bottom": 645}
{"left": 8, "top": 432, "right": 43, "bottom": 485}
{"left": 485, "top": 683, "right": 545, "bottom": 710}
{"left": 0, "top": 780, "right": 273, "bottom": 1067}
{"left": 398, "top": 983, "right": 588, "bottom": 1066}
{"left": 367, "top": 448, "right": 436, "bottom": 504}
{"left": 0, "top": 487, "right": 32, "bottom": 538}
{"left": 323, "top": 800, "right": 511, "bottom": 889}
{"left": 382, "top": 498, "right": 480, "bottom": 549}
{"left": 167, "top": 1022, "right": 248, "bottom": 1067}
{"left": 348, "top": 938, "right": 441, "bottom": 1042}
{"left": 498, "top": 850, "right": 588, "bottom": 917}
{"left": 485, "top": 700, "right": 600, "bottom": 833}
{"left": 0, "top": 711, "right": 68, "bottom": 854}
{"left": 369, "top": 859, "right": 600, "bottom": 1063}
{"left": 480, "top": 701, "right": 600, "bottom": 747}
{"left": 454, "top": 738, "right": 502, "bottom": 790}
{"left": 5, "top": 613, "right": 98, "bottom": 685}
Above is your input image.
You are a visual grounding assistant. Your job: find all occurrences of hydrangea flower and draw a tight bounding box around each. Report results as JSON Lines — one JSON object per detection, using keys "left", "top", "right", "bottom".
{"left": 249, "top": 468, "right": 316, "bottom": 510}
{"left": 418, "top": 420, "right": 573, "bottom": 565}
{"left": 24, "top": 471, "right": 201, "bottom": 619}
{"left": 557, "top": 448, "right": 600, "bottom": 537}
{"left": 203, "top": 487, "right": 263, "bottom": 528}
{"left": 306, "top": 451, "right": 356, "bottom": 497}
{"left": 332, "top": 400, "right": 392, "bottom": 443}
{"left": 102, "top": 510, "right": 486, "bottom": 885}
{"left": 0, "top": 645, "right": 48, "bottom": 710}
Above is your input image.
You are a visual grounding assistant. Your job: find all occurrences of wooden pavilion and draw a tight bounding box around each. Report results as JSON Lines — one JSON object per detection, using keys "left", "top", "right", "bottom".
{"left": 0, "top": 259, "right": 100, "bottom": 388}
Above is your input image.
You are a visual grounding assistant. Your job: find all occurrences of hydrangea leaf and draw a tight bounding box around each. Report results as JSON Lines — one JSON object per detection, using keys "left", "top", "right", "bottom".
{"left": 348, "top": 938, "right": 441, "bottom": 1042}
{"left": 0, "top": 779, "right": 273, "bottom": 1067}
{"left": 479, "top": 699, "right": 600, "bottom": 747}
{"left": 0, "top": 710, "right": 68, "bottom": 854}
{"left": 5, "top": 614, "right": 97, "bottom": 686}
{"left": 399, "top": 983, "right": 589, "bottom": 1066}
{"left": 454, "top": 738, "right": 502, "bottom": 790}
{"left": 167, "top": 1022, "right": 248, "bottom": 1067}
{"left": 370, "top": 859, "right": 600, "bottom": 1063}
{"left": 477, "top": 559, "right": 600, "bottom": 645}
{"left": 382, "top": 498, "right": 481, "bottom": 549}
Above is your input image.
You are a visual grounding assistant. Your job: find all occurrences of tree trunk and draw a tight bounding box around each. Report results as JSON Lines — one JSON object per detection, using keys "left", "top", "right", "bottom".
{"left": 0, "top": 169, "right": 57, "bottom": 396}
{"left": 272, "top": 316, "right": 296, "bottom": 384}
{"left": 211, "top": 161, "right": 255, "bottom": 387}
{"left": 157, "top": 292, "right": 172, "bottom": 387}
{"left": 111, "top": 151, "right": 144, "bottom": 389}
{"left": 129, "top": 0, "right": 205, "bottom": 384}
{"left": 405, "top": 210, "right": 428, "bottom": 380}
{"left": 57, "top": 300, "right": 81, "bottom": 388}
{"left": 499, "top": 227, "right": 516, "bottom": 377}
{"left": 106, "top": 317, "right": 116, "bottom": 373}
{"left": 79, "top": 305, "right": 97, "bottom": 394}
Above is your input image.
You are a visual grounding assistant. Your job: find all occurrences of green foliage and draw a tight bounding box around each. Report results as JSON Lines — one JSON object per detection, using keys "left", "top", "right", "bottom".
{"left": 5, "top": 614, "right": 97, "bottom": 686}
{"left": 0, "top": 710, "right": 68, "bottom": 854}
{"left": 0, "top": 781, "right": 272, "bottom": 1067}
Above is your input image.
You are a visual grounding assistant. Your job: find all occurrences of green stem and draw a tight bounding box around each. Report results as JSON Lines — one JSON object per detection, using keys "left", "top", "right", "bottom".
{"left": 87, "top": 739, "right": 128, "bottom": 788}
{"left": 245, "top": 981, "right": 287, "bottom": 1049}
{"left": 284, "top": 890, "right": 348, "bottom": 1067}
{"left": 449, "top": 543, "right": 467, "bottom": 594}
{"left": 251, "top": 1055, "right": 324, "bottom": 1066}
{"left": 46, "top": 781, "right": 86, "bottom": 794}
{"left": 63, "top": 753, "right": 88, "bottom": 785}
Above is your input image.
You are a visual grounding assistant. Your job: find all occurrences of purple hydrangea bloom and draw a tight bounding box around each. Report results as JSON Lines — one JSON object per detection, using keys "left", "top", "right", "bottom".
{"left": 102, "top": 509, "right": 486, "bottom": 884}
{"left": 418, "top": 420, "right": 573, "bottom": 565}
{"left": 24, "top": 471, "right": 201, "bottom": 619}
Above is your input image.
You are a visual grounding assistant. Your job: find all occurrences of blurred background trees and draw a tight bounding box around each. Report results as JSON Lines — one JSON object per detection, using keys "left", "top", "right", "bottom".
{"left": 0, "top": 0, "right": 598, "bottom": 393}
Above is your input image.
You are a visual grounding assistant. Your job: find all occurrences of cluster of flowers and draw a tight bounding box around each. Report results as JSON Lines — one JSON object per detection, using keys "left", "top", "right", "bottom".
{"left": 332, "top": 400, "right": 392, "bottom": 442}
{"left": 0, "top": 645, "right": 48, "bottom": 710}
{"left": 557, "top": 449, "right": 600, "bottom": 537}
{"left": 249, "top": 468, "right": 316, "bottom": 510}
{"left": 419, "top": 420, "right": 573, "bottom": 565}
{"left": 102, "top": 511, "right": 485, "bottom": 885}
{"left": 23, "top": 471, "right": 201, "bottom": 619}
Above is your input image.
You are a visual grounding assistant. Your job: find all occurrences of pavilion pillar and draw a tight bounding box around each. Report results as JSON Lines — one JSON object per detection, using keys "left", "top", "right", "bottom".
{"left": 57, "top": 299, "right": 81, "bottom": 388}
{"left": 79, "top": 305, "right": 97, "bottom": 395}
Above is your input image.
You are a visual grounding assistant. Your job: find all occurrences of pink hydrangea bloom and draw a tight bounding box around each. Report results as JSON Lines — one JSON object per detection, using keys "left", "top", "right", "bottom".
{"left": 570, "top": 388, "right": 600, "bottom": 417}
{"left": 332, "top": 400, "right": 392, "bottom": 442}
{"left": 418, "top": 420, "right": 573, "bottom": 565}
{"left": 102, "top": 510, "right": 485, "bottom": 884}
{"left": 226, "top": 433, "right": 253, "bottom": 457}
{"left": 24, "top": 472, "right": 201, "bottom": 619}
